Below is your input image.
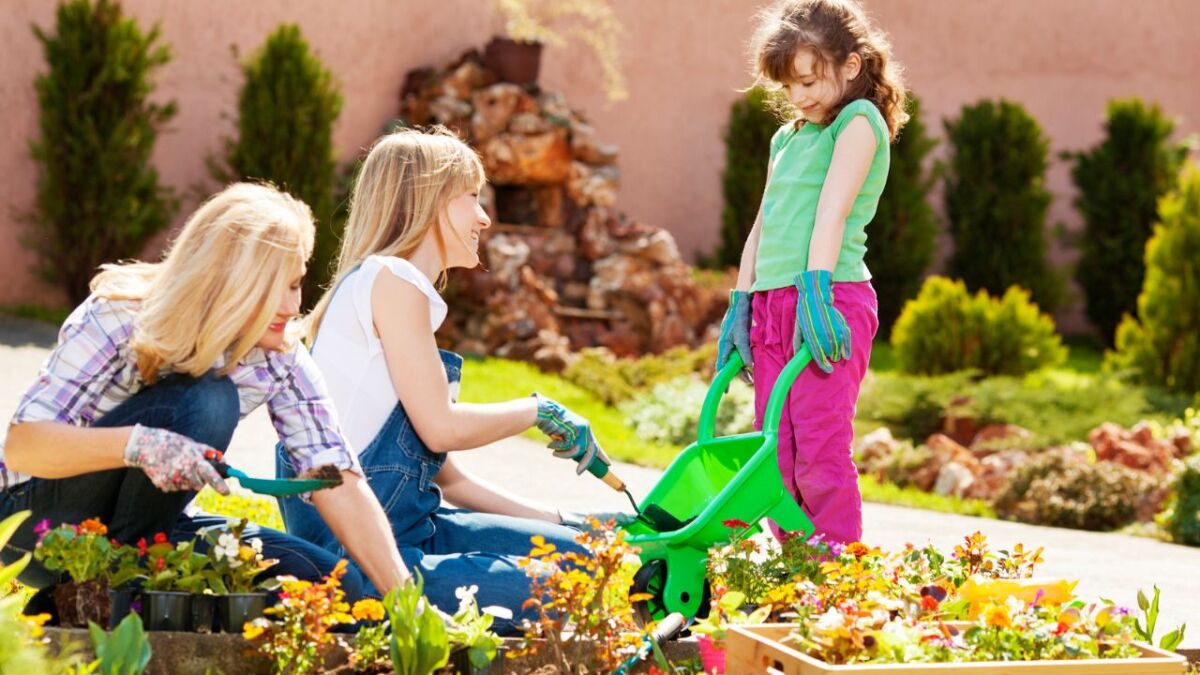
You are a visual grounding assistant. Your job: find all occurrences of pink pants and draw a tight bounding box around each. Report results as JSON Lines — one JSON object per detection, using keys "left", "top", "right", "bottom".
{"left": 750, "top": 281, "right": 878, "bottom": 544}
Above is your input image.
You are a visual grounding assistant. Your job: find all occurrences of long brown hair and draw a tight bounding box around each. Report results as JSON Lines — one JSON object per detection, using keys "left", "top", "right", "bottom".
{"left": 751, "top": 0, "right": 908, "bottom": 141}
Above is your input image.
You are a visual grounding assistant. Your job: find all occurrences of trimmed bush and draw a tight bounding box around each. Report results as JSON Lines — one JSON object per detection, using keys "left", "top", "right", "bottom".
{"left": 1107, "top": 163, "right": 1200, "bottom": 394}
{"left": 707, "top": 87, "right": 780, "bottom": 268}
{"left": 1070, "top": 99, "right": 1188, "bottom": 344}
{"left": 562, "top": 343, "right": 716, "bottom": 405}
{"left": 618, "top": 375, "right": 754, "bottom": 446}
{"left": 27, "top": 0, "right": 177, "bottom": 304}
{"left": 866, "top": 94, "right": 939, "bottom": 338}
{"left": 891, "top": 276, "right": 1065, "bottom": 376}
{"left": 214, "top": 24, "right": 343, "bottom": 307}
{"left": 943, "top": 100, "right": 1059, "bottom": 311}
{"left": 1165, "top": 454, "right": 1200, "bottom": 546}
{"left": 994, "top": 447, "right": 1156, "bottom": 531}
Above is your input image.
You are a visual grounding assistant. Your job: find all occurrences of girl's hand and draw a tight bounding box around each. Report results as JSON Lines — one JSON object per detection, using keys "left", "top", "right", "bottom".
{"left": 715, "top": 290, "right": 754, "bottom": 383}
{"left": 532, "top": 395, "right": 612, "bottom": 475}
{"left": 793, "top": 270, "right": 852, "bottom": 374}
{"left": 122, "top": 424, "right": 230, "bottom": 494}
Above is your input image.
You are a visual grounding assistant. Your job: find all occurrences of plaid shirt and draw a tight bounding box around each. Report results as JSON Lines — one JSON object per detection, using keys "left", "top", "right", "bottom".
{"left": 2, "top": 295, "right": 360, "bottom": 492}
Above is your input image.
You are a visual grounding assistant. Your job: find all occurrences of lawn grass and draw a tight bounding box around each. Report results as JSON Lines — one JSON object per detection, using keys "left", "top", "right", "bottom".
{"left": 858, "top": 474, "right": 997, "bottom": 518}
{"left": 460, "top": 356, "right": 684, "bottom": 468}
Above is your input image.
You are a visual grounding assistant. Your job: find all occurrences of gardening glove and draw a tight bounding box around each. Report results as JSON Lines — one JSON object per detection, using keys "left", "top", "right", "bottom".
{"left": 715, "top": 290, "right": 754, "bottom": 384}
{"left": 792, "top": 270, "right": 852, "bottom": 374}
{"left": 532, "top": 394, "right": 613, "bottom": 477}
{"left": 123, "top": 424, "right": 230, "bottom": 495}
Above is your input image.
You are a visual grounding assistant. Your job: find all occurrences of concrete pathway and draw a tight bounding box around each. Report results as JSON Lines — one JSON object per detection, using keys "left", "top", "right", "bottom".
{"left": 3, "top": 315, "right": 1197, "bottom": 646}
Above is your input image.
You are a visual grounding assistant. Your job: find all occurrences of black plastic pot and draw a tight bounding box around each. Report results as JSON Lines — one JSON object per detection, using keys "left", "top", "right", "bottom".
{"left": 217, "top": 593, "right": 268, "bottom": 633}
{"left": 142, "top": 591, "right": 191, "bottom": 632}
{"left": 107, "top": 583, "right": 142, "bottom": 629}
{"left": 483, "top": 36, "right": 543, "bottom": 86}
{"left": 190, "top": 593, "right": 216, "bottom": 633}
{"left": 449, "top": 647, "right": 493, "bottom": 675}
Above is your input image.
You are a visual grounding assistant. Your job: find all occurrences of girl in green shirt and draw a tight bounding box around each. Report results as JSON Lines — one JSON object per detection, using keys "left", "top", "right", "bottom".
{"left": 714, "top": 0, "right": 909, "bottom": 543}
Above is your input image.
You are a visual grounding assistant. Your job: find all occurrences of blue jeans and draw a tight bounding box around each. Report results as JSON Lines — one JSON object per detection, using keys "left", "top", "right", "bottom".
{"left": 0, "top": 372, "right": 361, "bottom": 599}
{"left": 277, "top": 350, "right": 586, "bottom": 634}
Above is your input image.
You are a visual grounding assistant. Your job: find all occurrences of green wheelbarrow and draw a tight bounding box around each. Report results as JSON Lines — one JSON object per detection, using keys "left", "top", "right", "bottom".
{"left": 621, "top": 346, "right": 815, "bottom": 624}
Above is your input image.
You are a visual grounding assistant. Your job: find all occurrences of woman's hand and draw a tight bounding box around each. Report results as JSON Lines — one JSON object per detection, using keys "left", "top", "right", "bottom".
{"left": 532, "top": 395, "right": 612, "bottom": 475}
{"left": 122, "top": 425, "right": 230, "bottom": 494}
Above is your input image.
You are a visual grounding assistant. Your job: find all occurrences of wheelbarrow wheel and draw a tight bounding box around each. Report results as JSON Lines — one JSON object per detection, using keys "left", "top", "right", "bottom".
{"left": 630, "top": 559, "right": 711, "bottom": 627}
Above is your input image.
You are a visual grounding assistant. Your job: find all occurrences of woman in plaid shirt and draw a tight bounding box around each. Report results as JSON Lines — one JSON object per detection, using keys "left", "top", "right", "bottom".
{"left": 0, "top": 183, "right": 409, "bottom": 603}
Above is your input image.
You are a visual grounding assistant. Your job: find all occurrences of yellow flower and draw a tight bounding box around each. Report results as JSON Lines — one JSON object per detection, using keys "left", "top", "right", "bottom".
{"left": 242, "top": 618, "right": 268, "bottom": 640}
{"left": 21, "top": 612, "right": 51, "bottom": 638}
{"left": 982, "top": 603, "right": 1012, "bottom": 629}
{"left": 352, "top": 598, "right": 385, "bottom": 622}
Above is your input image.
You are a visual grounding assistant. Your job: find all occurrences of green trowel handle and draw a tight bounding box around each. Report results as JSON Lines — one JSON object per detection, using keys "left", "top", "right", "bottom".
{"left": 207, "top": 456, "right": 339, "bottom": 498}
{"left": 697, "top": 346, "right": 814, "bottom": 442}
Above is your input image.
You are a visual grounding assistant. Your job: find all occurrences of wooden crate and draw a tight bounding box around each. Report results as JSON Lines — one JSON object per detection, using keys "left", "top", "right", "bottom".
{"left": 725, "top": 624, "right": 1188, "bottom": 674}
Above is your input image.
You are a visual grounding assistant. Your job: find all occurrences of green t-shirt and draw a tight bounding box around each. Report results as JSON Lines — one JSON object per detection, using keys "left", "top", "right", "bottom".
{"left": 751, "top": 98, "right": 891, "bottom": 292}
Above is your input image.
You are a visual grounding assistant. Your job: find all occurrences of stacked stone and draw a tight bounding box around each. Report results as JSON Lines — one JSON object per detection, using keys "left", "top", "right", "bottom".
{"left": 397, "top": 50, "right": 724, "bottom": 371}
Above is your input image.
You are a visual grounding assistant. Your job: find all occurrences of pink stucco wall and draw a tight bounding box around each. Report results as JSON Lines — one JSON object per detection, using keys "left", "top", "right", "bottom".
{"left": 2, "top": 0, "right": 1198, "bottom": 331}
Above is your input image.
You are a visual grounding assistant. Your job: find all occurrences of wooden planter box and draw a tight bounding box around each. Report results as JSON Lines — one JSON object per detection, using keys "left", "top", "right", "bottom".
{"left": 726, "top": 624, "right": 1188, "bottom": 674}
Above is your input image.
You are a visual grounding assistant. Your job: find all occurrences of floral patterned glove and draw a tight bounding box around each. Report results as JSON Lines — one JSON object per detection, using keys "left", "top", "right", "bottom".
{"left": 532, "top": 394, "right": 612, "bottom": 476}
{"left": 122, "top": 424, "right": 230, "bottom": 495}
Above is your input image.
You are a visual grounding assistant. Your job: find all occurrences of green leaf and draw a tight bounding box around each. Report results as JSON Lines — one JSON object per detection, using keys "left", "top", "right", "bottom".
{"left": 0, "top": 511, "right": 31, "bottom": 550}
{"left": 1159, "top": 624, "right": 1185, "bottom": 652}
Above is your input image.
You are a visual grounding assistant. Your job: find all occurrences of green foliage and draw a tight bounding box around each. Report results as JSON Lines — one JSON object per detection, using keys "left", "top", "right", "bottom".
{"left": 618, "top": 375, "right": 754, "bottom": 446}
{"left": 856, "top": 369, "right": 1186, "bottom": 447}
{"left": 1164, "top": 454, "right": 1200, "bottom": 547}
{"left": 562, "top": 343, "right": 716, "bottom": 405}
{"left": 386, "top": 572, "right": 451, "bottom": 675}
{"left": 214, "top": 24, "right": 344, "bottom": 308}
{"left": 27, "top": 0, "right": 177, "bottom": 304}
{"left": 993, "top": 447, "right": 1156, "bottom": 531}
{"left": 462, "top": 356, "right": 686, "bottom": 468}
{"left": 708, "top": 87, "right": 780, "bottom": 268}
{"left": 88, "top": 613, "right": 151, "bottom": 675}
{"left": 1069, "top": 99, "right": 1189, "bottom": 344}
{"left": 1134, "top": 585, "right": 1187, "bottom": 652}
{"left": 1107, "top": 163, "right": 1200, "bottom": 394}
{"left": 943, "top": 100, "right": 1059, "bottom": 311}
{"left": 858, "top": 474, "right": 997, "bottom": 518}
{"left": 891, "top": 277, "right": 1066, "bottom": 377}
{"left": 866, "top": 94, "right": 939, "bottom": 337}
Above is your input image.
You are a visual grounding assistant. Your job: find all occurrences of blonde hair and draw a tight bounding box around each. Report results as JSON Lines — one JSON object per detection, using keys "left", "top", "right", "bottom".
{"left": 752, "top": 0, "right": 908, "bottom": 140}
{"left": 306, "top": 126, "right": 484, "bottom": 339}
{"left": 91, "top": 182, "right": 315, "bottom": 382}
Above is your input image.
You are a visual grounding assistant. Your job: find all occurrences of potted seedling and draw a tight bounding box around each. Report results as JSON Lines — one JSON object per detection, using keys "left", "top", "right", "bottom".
{"left": 33, "top": 518, "right": 117, "bottom": 628}
{"left": 140, "top": 536, "right": 210, "bottom": 631}
{"left": 446, "top": 584, "right": 505, "bottom": 675}
{"left": 201, "top": 518, "right": 279, "bottom": 633}
{"left": 106, "top": 539, "right": 147, "bottom": 629}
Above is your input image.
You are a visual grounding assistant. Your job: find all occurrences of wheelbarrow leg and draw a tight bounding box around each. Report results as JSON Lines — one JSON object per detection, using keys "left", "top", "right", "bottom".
{"left": 662, "top": 547, "right": 710, "bottom": 619}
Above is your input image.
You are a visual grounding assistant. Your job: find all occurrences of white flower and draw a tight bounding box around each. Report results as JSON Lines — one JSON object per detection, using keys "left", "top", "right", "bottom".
{"left": 249, "top": 538, "right": 263, "bottom": 555}
{"left": 483, "top": 605, "right": 513, "bottom": 620}
{"left": 215, "top": 533, "right": 239, "bottom": 561}
{"left": 815, "top": 607, "right": 846, "bottom": 632}
{"left": 455, "top": 585, "right": 479, "bottom": 602}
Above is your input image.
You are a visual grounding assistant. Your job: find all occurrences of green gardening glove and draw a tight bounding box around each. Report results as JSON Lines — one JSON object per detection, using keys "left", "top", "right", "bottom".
{"left": 715, "top": 290, "right": 754, "bottom": 383}
{"left": 533, "top": 394, "right": 613, "bottom": 477}
{"left": 793, "top": 270, "right": 852, "bottom": 374}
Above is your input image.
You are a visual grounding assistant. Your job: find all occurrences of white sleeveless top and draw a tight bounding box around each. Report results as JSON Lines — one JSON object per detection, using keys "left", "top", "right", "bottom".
{"left": 311, "top": 255, "right": 448, "bottom": 454}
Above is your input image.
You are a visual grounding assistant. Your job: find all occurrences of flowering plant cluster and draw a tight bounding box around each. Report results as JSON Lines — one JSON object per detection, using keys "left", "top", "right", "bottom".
{"left": 200, "top": 518, "right": 279, "bottom": 594}
{"left": 141, "top": 535, "right": 209, "bottom": 593}
{"left": 32, "top": 518, "right": 118, "bottom": 584}
{"left": 514, "top": 517, "right": 647, "bottom": 674}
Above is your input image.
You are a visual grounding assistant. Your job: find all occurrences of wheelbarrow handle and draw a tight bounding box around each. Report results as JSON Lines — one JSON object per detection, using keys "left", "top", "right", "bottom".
{"left": 697, "top": 346, "right": 813, "bottom": 442}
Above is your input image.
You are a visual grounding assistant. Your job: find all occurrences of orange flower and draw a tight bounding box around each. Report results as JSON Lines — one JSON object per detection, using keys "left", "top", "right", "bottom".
{"left": 352, "top": 598, "right": 385, "bottom": 622}
{"left": 77, "top": 518, "right": 107, "bottom": 536}
{"left": 982, "top": 603, "right": 1011, "bottom": 629}
{"left": 845, "top": 542, "right": 870, "bottom": 559}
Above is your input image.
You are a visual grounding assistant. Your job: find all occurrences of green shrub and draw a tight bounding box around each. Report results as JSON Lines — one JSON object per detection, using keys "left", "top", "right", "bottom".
{"left": 891, "top": 276, "right": 1065, "bottom": 376}
{"left": 214, "top": 24, "right": 343, "bottom": 308}
{"left": 856, "top": 370, "right": 1186, "bottom": 447}
{"left": 865, "top": 94, "right": 939, "bottom": 338}
{"left": 707, "top": 87, "right": 780, "bottom": 268}
{"left": 1069, "top": 99, "right": 1189, "bottom": 344}
{"left": 1107, "top": 163, "right": 1200, "bottom": 394}
{"left": 27, "top": 0, "right": 177, "bottom": 304}
{"left": 1164, "top": 455, "right": 1200, "bottom": 546}
{"left": 943, "top": 100, "right": 1059, "bottom": 311}
{"left": 993, "top": 447, "right": 1156, "bottom": 531}
{"left": 562, "top": 344, "right": 716, "bottom": 405}
{"left": 618, "top": 376, "right": 754, "bottom": 446}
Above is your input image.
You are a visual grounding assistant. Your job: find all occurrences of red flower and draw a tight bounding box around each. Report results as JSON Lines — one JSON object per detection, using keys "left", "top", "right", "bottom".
{"left": 155, "top": 557, "right": 165, "bottom": 571}
{"left": 921, "top": 594, "right": 940, "bottom": 611}
{"left": 153, "top": 533, "right": 168, "bottom": 544}
{"left": 110, "top": 538, "right": 120, "bottom": 547}
{"left": 137, "top": 538, "right": 148, "bottom": 556}
{"left": 722, "top": 518, "right": 751, "bottom": 531}
{"left": 1053, "top": 621, "right": 1070, "bottom": 636}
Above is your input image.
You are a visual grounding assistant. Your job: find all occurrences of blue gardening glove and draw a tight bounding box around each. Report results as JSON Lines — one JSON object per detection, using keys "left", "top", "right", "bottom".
{"left": 793, "top": 270, "right": 852, "bottom": 374}
{"left": 715, "top": 290, "right": 754, "bottom": 383}
{"left": 533, "top": 394, "right": 612, "bottom": 476}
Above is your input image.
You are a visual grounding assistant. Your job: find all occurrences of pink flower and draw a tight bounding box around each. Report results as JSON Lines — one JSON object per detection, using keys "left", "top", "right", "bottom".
{"left": 33, "top": 519, "right": 51, "bottom": 539}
